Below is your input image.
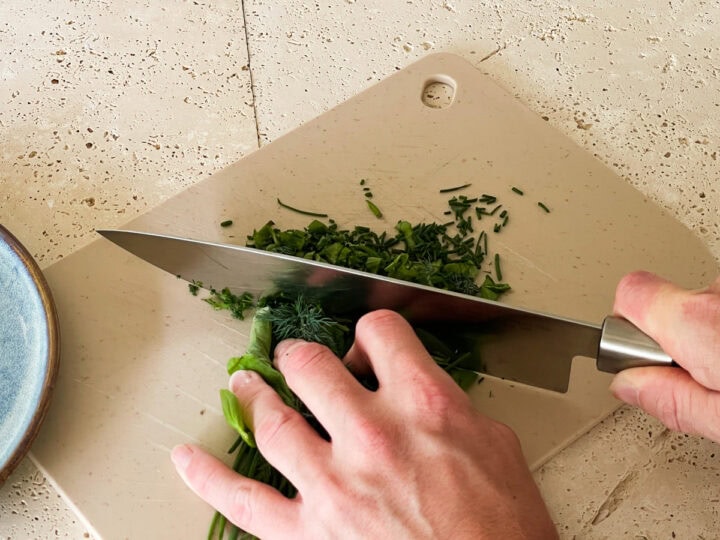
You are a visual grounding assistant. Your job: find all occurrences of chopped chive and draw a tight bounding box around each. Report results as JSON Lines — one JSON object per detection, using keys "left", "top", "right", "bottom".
{"left": 363, "top": 187, "right": 371, "bottom": 191}
{"left": 220, "top": 219, "right": 233, "bottom": 228}
{"left": 479, "top": 194, "right": 497, "bottom": 204}
{"left": 537, "top": 202, "right": 551, "bottom": 213}
{"left": 366, "top": 200, "right": 383, "bottom": 218}
{"left": 499, "top": 210, "right": 507, "bottom": 219}
{"left": 493, "top": 223, "right": 501, "bottom": 233}
{"left": 439, "top": 183, "right": 472, "bottom": 194}
{"left": 494, "top": 253, "right": 503, "bottom": 281}
{"left": 502, "top": 215, "right": 508, "bottom": 226}
{"left": 444, "top": 210, "right": 452, "bottom": 215}
{"left": 277, "top": 198, "right": 329, "bottom": 218}
{"left": 511, "top": 187, "right": 524, "bottom": 195}
{"left": 489, "top": 204, "right": 502, "bottom": 216}
{"left": 360, "top": 179, "right": 366, "bottom": 185}
{"left": 364, "top": 192, "right": 373, "bottom": 198}
{"left": 475, "top": 231, "right": 485, "bottom": 258}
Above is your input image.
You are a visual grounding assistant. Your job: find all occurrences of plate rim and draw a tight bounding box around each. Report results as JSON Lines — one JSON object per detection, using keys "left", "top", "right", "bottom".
{"left": 0, "top": 225, "right": 60, "bottom": 484}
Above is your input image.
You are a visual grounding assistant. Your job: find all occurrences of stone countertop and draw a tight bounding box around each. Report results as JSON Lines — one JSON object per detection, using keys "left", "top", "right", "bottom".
{"left": 1, "top": 1, "right": 718, "bottom": 538}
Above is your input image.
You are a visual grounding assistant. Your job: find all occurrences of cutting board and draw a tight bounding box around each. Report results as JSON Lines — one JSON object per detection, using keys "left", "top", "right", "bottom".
{"left": 32, "top": 53, "right": 717, "bottom": 539}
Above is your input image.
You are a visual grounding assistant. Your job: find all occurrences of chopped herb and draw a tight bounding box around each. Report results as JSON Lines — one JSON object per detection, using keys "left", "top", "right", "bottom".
{"left": 478, "top": 274, "right": 511, "bottom": 300}
{"left": 360, "top": 178, "right": 366, "bottom": 186}
{"left": 502, "top": 215, "right": 508, "bottom": 227}
{"left": 499, "top": 210, "right": 507, "bottom": 219}
{"left": 494, "top": 253, "right": 503, "bottom": 281}
{"left": 493, "top": 223, "right": 501, "bottom": 233}
{"left": 362, "top": 187, "right": 371, "bottom": 192}
{"left": 366, "top": 200, "right": 383, "bottom": 218}
{"left": 204, "top": 289, "right": 255, "bottom": 320}
{"left": 511, "top": 187, "right": 524, "bottom": 195}
{"left": 538, "top": 202, "right": 551, "bottom": 213}
{"left": 188, "top": 280, "right": 202, "bottom": 296}
{"left": 439, "top": 183, "right": 472, "bottom": 194}
{"left": 220, "top": 219, "right": 233, "bottom": 228}
{"left": 277, "top": 198, "right": 329, "bottom": 218}
{"left": 479, "top": 194, "right": 497, "bottom": 204}
{"left": 364, "top": 192, "right": 373, "bottom": 198}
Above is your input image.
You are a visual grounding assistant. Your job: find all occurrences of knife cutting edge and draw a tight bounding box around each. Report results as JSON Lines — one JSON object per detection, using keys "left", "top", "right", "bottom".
{"left": 98, "top": 229, "right": 675, "bottom": 393}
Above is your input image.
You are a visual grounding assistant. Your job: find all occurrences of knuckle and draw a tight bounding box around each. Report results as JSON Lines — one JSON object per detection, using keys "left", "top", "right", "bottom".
{"left": 356, "top": 309, "right": 405, "bottom": 334}
{"left": 682, "top": 292, "right": 720, "bottom": 327}
{"left": 352, "top": 414, "right": 396, "bottom": 460}
{"left": 226, "top": 482, "right": 256, "bottom": 529}
{"left": 653, "top": 386, "right": 691, "bottom": 434}
{"left": 255, "top": 407, "right": 297, "bottom": 449}
{"left": 408, "top": 376, "right": 471, "bottom": 433}
{"left": 280, "top": 341, "right": 334, "bottom": 375}
{"left": 411, "top": 378, "right": 456, "bottom": 425}
{"left": 615, "top": 271, "right": 654, "bottom": 298}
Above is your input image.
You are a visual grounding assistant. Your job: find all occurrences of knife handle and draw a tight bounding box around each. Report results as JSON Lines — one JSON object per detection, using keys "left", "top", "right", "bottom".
{"left": 596, "top": 316, "right": 677, "bottom": 374}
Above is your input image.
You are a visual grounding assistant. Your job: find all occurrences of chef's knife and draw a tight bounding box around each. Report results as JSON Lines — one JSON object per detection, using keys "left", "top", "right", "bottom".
{"left": 98, "top": 229, "right": 675, "bottom": 393}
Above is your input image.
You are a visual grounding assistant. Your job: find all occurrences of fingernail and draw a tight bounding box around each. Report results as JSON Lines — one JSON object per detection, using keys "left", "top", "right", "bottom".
{"left": 229, "top": 370, "right": 256, "bottom": 392}
{"left": 171, "top": 444, "right": 194, "bottom": 470}
{"left": 609, "top": 374, "right": 639, "bottom": 406}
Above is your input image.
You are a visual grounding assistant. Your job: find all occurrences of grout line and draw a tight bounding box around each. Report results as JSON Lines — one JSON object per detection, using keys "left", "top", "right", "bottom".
{"left": 240, "top": 0, "right": 262, "bottom": 149}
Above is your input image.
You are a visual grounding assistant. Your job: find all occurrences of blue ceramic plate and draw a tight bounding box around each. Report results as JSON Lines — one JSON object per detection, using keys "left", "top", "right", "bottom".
{"left": 0, "top": 226, "right": 59, "bottom": 483}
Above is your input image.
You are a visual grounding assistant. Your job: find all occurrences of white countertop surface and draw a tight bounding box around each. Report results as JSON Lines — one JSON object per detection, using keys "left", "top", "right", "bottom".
{"left": 1, "top": 1, "right": 718, "bottom": 538}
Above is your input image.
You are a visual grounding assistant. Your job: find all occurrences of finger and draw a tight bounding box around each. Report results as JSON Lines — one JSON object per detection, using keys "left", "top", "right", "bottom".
{"left": 273, "top": 339, "right": 368, "bottom": 435}
{"left": 171, "top": 443, "right": 299, "bottom": 538}
{"left": 610, "top": 367, "right": 720, "bottom": 444}
{"left": 708, "top": 275, "right": 720, "bottom": 294}
{"left": 343, "top": 310, "right": 451, "bottom": 389}
{"left": 229, "top": 370, "right": 330, "bottom": 488}
{"left": 613, "top": 271, "right": 720, "bottom": 389}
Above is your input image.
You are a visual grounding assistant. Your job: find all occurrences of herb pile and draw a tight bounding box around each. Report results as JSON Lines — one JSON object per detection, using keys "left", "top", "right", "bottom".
{"left": 196, "top": 184, "right": 548, "bottom": 539}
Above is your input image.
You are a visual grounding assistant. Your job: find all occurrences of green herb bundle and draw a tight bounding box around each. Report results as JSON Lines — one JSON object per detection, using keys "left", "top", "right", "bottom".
{"left": 203, "top": 289, "right": 480, "bottom": 540}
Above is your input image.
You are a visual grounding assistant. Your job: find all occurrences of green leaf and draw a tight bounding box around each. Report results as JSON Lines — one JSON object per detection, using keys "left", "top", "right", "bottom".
{"left": 219, "top": 389, "right": 256, "bottom": 448}
{"left": 251, "top": 221, "right": 275, "bottom": 249}
{"left": 226, "top": 308, "right": 297, "bottom": 408}
{"left": 395, "top": 220, "right": 415, "bottom": 250}
{"left": 478, "top": 275, "right": 511, "bottom": 300}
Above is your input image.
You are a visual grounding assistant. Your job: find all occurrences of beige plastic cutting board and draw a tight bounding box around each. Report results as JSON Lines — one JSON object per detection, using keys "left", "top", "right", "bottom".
{"left": 33, "top": 53, "right": 717, "bottom": 539}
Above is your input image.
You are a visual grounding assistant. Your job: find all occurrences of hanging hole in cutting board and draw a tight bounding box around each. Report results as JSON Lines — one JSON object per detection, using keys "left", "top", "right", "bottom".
{"left": 421, "top": 76, "right": 457, "bottom": 109}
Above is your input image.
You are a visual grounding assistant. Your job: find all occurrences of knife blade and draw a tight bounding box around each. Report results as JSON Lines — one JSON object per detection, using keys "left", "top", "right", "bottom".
{"left": 98, "top": 229, "right": 674, "bottom": 393}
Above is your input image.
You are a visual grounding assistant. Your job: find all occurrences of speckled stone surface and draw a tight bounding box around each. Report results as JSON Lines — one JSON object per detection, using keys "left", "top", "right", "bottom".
{"left": 1, "top": 1, "right": 719, "bottom": 538}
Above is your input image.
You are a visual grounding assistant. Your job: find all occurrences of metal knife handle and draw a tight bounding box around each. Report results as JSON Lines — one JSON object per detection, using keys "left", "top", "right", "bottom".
{"left": 597, "top": 316, "right": 677, "bottom": 374}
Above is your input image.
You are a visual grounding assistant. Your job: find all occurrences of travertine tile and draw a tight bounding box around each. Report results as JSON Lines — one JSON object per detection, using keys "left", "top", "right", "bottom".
{"left": 0, "top": 0, "right": 257, "bottom": 266}
{"left": 0, "top": 0, "right": 255, "bottom": 537}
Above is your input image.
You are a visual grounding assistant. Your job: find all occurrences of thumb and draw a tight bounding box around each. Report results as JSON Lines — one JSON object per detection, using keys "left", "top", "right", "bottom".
{"left": 610, "top": 367, "right": 720, "bottom": 444}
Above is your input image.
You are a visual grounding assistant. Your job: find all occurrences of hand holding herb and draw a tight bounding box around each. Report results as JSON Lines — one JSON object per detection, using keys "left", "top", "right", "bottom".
{"left": 172, "top": 311, "right": 557, "bottom": 539}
